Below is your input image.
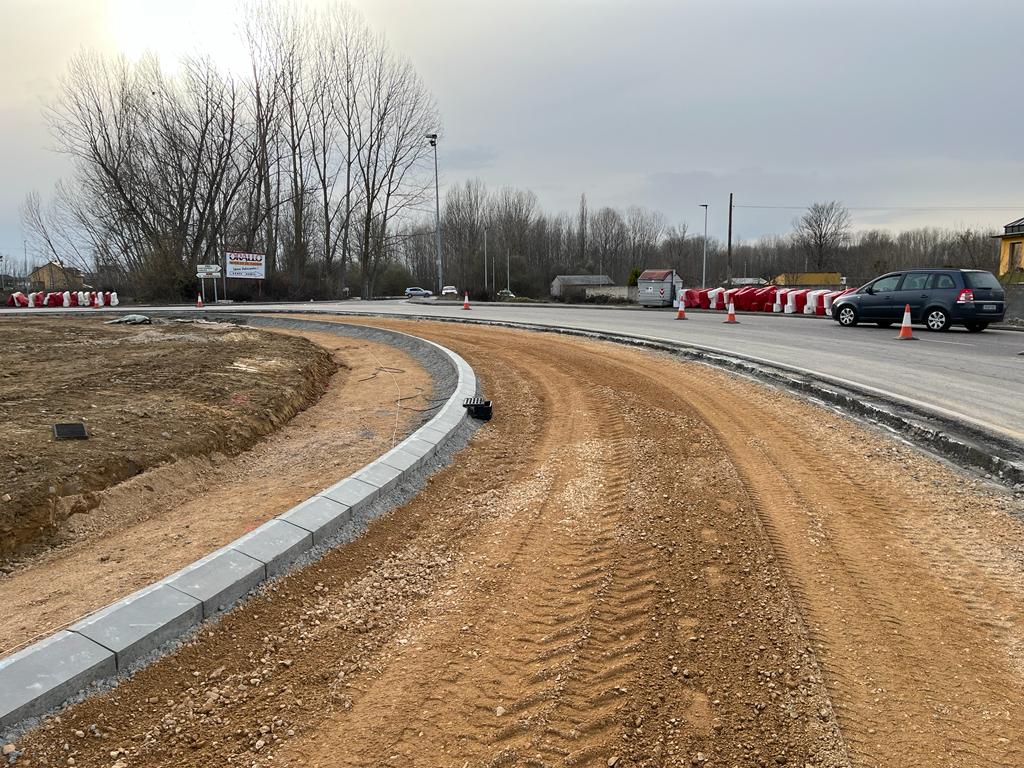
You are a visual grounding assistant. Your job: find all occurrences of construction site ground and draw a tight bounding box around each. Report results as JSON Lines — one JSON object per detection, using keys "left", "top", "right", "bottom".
{"left": 0, "top": 319, "right": 433, "bottom": 658}
{"left": 7, "top": 317, "right": 1024, "bottom": 768}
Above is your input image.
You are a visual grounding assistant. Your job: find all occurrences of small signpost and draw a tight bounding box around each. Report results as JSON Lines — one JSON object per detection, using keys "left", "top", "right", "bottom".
{"left": 197, "top": 264, "right": 222, "bottom": 303}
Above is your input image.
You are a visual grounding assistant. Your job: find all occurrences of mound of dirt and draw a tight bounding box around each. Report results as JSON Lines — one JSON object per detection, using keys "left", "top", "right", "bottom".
{"left": 0, "top": 318, "right": 336, "bottom": 561}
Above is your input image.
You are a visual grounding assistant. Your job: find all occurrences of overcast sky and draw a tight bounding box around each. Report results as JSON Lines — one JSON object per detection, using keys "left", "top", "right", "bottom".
{"left": 2, "top": 0, "right": 1022, "bottom": 265}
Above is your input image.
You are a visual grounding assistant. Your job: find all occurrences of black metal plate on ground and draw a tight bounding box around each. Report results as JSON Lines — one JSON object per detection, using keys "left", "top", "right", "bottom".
{"left": 462, "top": 397, "right": 493, "bottom": 421}
{"left": 53, "top": 422, "right": 89, "bottom": 440}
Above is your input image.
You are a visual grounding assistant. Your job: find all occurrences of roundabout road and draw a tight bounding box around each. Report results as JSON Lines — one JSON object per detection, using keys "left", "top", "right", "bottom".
{"left": 4, "top": 300, "right": 1022, "bottom": 440}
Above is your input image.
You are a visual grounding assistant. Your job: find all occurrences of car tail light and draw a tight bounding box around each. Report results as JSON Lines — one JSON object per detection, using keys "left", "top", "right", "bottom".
{"left": 956, "top": 288, "right": 974, "bottom": 304}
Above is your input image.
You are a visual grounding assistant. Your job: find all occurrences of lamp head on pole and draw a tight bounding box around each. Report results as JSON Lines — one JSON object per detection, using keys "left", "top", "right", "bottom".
{"left": 425, "top": 133, "right": 438, "bottom": 147}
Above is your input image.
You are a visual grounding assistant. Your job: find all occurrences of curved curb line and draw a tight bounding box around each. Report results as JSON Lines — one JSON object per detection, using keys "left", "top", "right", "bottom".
{"left": 0, "top": 326, "right": 477, "bottom": 733}
{"left": 242, "top": 309, "right": 1024, "bottom": 485}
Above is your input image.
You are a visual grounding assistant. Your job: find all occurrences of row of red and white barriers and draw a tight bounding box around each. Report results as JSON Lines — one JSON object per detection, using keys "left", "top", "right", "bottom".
{"left": 681, "top": 286, "right": 856, "bottom": 315}
{"left": 5, "top": 290, "right": 120, "bottom": 308}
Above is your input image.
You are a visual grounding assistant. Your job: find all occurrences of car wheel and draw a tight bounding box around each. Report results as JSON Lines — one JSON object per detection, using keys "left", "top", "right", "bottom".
{"left": 875, "top": 321, "right": 894, "bottom": 328}
{"left": 925, "top": 308, "right": 951, "bottom": 332}
{"left": 836, "top": 305, "right": 859, "bottom": 327}
{"left": 964, "top": 321, "right": 989, "bottom": 333}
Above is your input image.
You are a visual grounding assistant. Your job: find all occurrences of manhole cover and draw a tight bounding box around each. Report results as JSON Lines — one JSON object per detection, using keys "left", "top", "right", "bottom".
{"left": 53, "top": 423, "right": 89, "bottom": 440}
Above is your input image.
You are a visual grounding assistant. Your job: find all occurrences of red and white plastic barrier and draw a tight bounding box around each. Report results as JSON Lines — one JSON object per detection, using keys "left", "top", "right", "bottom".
{"left": 3, "top": 289, "right": 119, "bottom": 310}
{"left": 784, "top": 289, "right": 809, "bottom": 314}
{"left": 803, "top": 289, "right": 830, "bottom": 315}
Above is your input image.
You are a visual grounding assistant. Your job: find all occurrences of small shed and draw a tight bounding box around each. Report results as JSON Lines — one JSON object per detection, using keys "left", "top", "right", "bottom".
{"left": 636, "top": 269, "right": 682, "bottom": 307}
{"left": 550, "top": 274, "right": 614, "bottom": 300}
{"left": 28, "top": 262, "right": 85, "bottom": 292}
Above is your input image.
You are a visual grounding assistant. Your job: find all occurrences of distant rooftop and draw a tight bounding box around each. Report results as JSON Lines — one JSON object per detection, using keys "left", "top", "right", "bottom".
{"left": 638, "top": 269, "right": 675, "bottom": 281}
{"left": 551, "top": 274, "right": 613, "bottom": 285}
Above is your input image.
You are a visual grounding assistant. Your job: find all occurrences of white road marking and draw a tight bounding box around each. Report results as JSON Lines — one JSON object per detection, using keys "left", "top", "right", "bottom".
{"left": 921, "top": 339, "right": 974, "bottom": 347}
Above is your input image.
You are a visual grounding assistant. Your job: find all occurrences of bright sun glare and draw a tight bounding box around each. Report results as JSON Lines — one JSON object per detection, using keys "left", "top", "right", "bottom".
{"left": 108, "top": 0, "right": 251, "bottom": 75}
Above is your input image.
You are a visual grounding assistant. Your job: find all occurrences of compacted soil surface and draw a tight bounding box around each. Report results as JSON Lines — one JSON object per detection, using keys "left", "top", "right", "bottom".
{"left": 7, "top": 318, "right": 1024, "bottom": 768}
{"left": 0, "top": 321, "right": 432, "bottom": 657}
{"left": 0, "top": 318, "right": 335, "bottom": 561}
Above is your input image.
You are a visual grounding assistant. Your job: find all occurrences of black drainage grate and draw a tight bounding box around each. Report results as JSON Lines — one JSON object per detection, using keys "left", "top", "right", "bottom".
{"left": 462, "top": 396, "right": 493, "bottom": 421}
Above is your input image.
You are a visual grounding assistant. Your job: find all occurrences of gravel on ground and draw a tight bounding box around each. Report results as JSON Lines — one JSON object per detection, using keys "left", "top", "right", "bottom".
{"left": 8, "top": 318, "right": 1024, "bottom": 768}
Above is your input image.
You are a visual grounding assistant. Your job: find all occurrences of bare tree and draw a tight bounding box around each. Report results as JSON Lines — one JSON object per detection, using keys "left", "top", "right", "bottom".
{"left": 353, "top": 33, "right": 438, "bottom": 297}
{"left": 792, "top": 201, "right": 852, "bottom": 271}
{"left": 589, "top": 207, "right": 626, "bottom": 276}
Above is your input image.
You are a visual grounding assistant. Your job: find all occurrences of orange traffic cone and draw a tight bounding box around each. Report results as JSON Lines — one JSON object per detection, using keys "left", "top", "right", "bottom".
{"left": 463, "top": 292, "right": 471, "bottom": 310}
{"left": 676, "top": 299, "right": 687, "bottom": 320}
{"left": 196, "top": 293, "right": 204, "bottom": 309}
{"left": 896, "top": 304, "right": 916, "bottom": 340}
{"left": 723, "top": 301, "right": 739, "bottom": 324}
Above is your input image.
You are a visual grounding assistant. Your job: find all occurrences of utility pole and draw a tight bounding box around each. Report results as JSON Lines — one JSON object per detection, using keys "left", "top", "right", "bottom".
{"left": 506, "top": 248, "right": 510, "bottom": 292}
{"left": 426, "top": 133, "right": 442, "bottom": 293}
{"left": 483, "top": 226, "right": 488, "bottom": 296}
{"left": 726, "top": 192, "right": 734, "bottom": 286}
{"left": 700, "top": 204, "right": 709, "bottom": 288}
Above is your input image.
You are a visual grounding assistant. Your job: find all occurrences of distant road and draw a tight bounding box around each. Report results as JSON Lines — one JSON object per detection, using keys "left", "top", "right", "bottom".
{"left": 5, "top": 299, "right": 1023, "bottom": 441}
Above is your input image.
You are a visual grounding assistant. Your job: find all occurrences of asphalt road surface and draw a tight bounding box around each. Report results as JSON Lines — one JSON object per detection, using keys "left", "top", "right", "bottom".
{"left": 4, "top": 299, "right": 1023, "bottom": 440}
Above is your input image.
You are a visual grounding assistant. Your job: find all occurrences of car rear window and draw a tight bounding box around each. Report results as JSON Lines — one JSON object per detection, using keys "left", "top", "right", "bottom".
{"left": 963, "top": 271, "right": 1001, "bottom": 289}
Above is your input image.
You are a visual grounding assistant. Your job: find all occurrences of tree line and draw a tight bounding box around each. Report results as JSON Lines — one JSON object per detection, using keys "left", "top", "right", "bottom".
{"left": 384, "top": 186, "right": 1003, "bottom": 298}
{"left": 23, "top": 0, "right": 437, "bottom": 300}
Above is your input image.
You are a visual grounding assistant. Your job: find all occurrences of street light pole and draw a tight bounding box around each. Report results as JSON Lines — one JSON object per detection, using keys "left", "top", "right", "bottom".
{"left": 700, "top": 204, "right": 709, "bottom": 288}
{"left": 506, "top": 248, "right": 510, "bottom": 292}
{"left": 483, "top": 226, "right": 488, "bottom": 296}
{"left": 426, "top": 133, "right": 442, "bottom": 293}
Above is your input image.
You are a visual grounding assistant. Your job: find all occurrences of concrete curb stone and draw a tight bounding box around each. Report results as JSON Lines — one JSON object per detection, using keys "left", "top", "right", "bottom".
{"left": 69, "top": 583, "right": 202, "bottom": 672}
{"left": 0, "top": 633, "right": 116, "bottom": 727}
{"left": 229, "top": 519, "right": 314, "bottom": 579}
{"left": 163, "top": 548, "right": 267, "bottom": 618}
{"left": 277, "top": 496, "right": 352, "bottom": 545}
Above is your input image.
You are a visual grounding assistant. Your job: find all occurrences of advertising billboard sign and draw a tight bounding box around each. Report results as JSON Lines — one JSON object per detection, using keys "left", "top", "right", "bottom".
{"left": 225, "top": 251, "right": 266, "bottom": 279}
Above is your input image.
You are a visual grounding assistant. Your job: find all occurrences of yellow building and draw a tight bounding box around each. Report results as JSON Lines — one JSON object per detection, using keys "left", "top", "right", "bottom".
{"left": 996, "top": 216, "right": 1024, "bottom": 277}
{"left": 28, "top": 261, "right": 84, "bottom": 292}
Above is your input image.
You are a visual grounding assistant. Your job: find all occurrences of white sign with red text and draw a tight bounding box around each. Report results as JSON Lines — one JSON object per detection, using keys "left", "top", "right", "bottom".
{"left": 225, "top": 251, "right": 266, "bottom": 279}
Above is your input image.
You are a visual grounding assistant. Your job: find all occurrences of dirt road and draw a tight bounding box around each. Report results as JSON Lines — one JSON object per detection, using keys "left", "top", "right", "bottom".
{"left": 11, "top": 319, "right": 1024, "bottom": 768}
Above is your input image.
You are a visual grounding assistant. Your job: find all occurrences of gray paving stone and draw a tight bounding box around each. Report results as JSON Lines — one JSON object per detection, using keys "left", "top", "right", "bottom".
{"left": 397, "top": 436, "right": 434, "bottom": 459}
{"left": 70, "top": 584, "right": 202, "bottom": 671}
{"left": 378, "top": 446, "right": 424, "bottom": 473}
{"left": 320, "top": 476, "right": 379, "bottom": 510}
{"left": 353, "top": 461, "right": 404, "bottom": 493}
{"left": 433, "top": 407, "right": 466, "bottom": 430}
{"left": 230, "top": 519, "right": 313, "bottom": 578}
{"left": 163, "top": 548, "right": 265, "bottom": 618}
{"left": 415, "top": 423, "right": 451, "bottom": 445}
{"left": 0, "top": 631, "right": 115, "bottom": 729}
{"left": 278, "top": 495, "right": 352, "bottom": 545}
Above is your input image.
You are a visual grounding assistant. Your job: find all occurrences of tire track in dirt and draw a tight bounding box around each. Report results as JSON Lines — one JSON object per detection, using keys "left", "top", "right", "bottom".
{"left": 271, "top": 323, "right": 844, "bottom": 768}
{"left": 285, "top": 345, "right": 658, "bottom": 767}
{"left": 631, "top": 361, "right": 1024, "bottom": 768}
